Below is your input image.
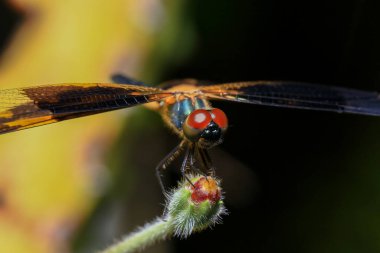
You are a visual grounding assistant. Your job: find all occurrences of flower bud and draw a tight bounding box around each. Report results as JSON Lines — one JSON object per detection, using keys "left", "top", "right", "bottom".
{"left": 165, "top": 175, "right": 227, "bottom": 238}
{"left": 190, "top": 177, "right": 221, "bottom": 204}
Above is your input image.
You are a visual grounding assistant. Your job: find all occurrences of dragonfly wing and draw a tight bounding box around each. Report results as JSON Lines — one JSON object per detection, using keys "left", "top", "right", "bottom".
{"left": 0, "top": 83, "right": 173, "bottom": 134}
{"left": 200, "top": 81, "right": 380, "bottom": 116}
{"left": 110, "top": 74, "right": 151, "bottom": 86}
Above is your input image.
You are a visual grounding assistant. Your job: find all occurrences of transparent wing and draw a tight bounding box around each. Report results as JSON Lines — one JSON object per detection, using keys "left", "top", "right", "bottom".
{"left": 0, "top": 83, "right": 174, "bottom": 134}
{"left": 199, "top": 81, "right": 380, "bottom": 116}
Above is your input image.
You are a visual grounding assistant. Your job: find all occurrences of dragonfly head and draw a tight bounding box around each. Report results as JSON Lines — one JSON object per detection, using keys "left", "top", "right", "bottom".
{"left": 183, "top": 108, "right": 228, "bottom": 148}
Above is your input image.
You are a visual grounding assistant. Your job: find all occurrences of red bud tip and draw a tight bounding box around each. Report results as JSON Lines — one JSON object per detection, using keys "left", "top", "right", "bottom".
{"left": 190, "top": 177, "right": 221, "bottom": 204}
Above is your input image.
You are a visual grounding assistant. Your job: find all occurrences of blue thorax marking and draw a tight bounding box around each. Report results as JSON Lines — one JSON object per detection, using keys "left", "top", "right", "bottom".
{"left": 169, "top": 97, "right": 208, "bottom": 130}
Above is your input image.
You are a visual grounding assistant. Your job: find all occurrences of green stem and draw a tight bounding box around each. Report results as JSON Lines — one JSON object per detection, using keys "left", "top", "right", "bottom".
{"left": 99, "top": 176, "right": 226, "bottom": 253}
{"left": 99, "top": 218, "right": 172, "bottom": 253}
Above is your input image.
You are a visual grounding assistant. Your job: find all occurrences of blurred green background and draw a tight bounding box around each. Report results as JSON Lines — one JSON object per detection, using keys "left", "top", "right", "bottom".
{"left": 1, "top": 0, "right": 380, "bottom": 252}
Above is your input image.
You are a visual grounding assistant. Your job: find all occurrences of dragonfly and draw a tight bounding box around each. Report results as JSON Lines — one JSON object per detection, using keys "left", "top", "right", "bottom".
{"left": 1, "top": 74, "right": 380, "bottom": 190}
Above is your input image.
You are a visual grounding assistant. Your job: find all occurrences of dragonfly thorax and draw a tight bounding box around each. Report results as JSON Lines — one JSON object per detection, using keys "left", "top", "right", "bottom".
{"left": 183, "top": 108, "right": 228, "bottom": 149}
{"left": 157, "top": 79, "right": 229, "bottom": 148}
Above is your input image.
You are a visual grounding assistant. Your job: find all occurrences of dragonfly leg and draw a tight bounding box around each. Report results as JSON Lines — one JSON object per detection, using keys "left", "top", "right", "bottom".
{"left": 189, "top": 144, "right": 209, "bottom": 177}
{"left": 180, "top": 146, "right": 195, "bottom": 187}
{"left": 155, "top": 140, "right": 186, "bottom": 192}
{"left": 198, "top": 147, "right": 216, "bottom": 176}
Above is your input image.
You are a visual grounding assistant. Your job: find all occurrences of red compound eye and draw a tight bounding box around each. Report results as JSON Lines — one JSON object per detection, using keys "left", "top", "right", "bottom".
{"left": 210, "top": 108, "right": 228, "bottom": 129}
{"left": 186, "top": 109, "right": 212, "bottom": 130}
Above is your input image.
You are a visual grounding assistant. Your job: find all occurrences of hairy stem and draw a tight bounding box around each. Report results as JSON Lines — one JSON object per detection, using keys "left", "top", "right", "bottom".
{"left": 99, "top": 218, "right": 172, "bottom": 253}
{"left": 99, "top": 175, "right": 226, "bottom": 253}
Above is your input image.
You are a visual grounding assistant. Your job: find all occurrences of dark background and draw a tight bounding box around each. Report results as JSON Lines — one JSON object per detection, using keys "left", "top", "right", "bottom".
{"left": 2, "top": 0, "right": 380, "bottom": 252}
{"left": 165, "top": 1, "right": 380, "bottom": 252}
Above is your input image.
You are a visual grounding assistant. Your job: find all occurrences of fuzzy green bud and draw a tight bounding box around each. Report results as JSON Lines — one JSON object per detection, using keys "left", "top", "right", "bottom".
{"left": 165, "top": 175, "right": 227, "bottom": 238}
{"left": 100, "top": 175, "right": 227, "bottom": 253}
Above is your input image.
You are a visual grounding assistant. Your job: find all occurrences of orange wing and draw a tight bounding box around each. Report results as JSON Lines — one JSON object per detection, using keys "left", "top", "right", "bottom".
{"left": 0, "top": 83, "right": 174, "bottom": 134}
